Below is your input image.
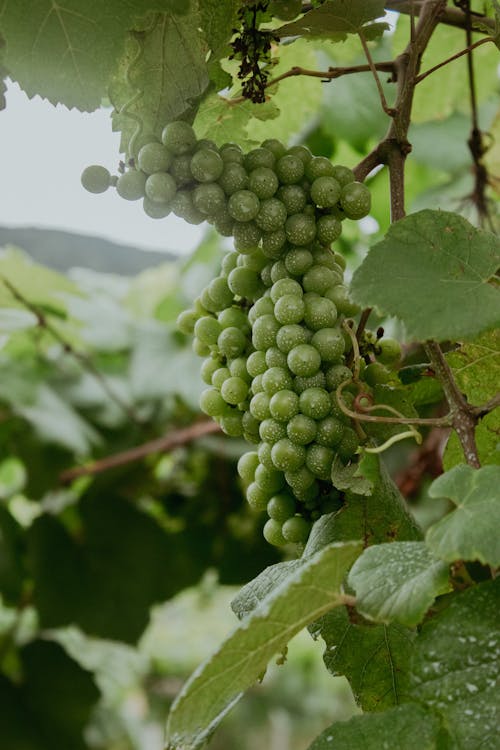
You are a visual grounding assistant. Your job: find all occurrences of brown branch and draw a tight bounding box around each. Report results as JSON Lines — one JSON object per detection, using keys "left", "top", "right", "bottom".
{"left": 1, "top": 276, "right": 143, "bottom": 426}
{"left": 59, "top": 419, "right": 222, "bottom": 483}
{"left": 415, "top": 36, "right": 493, "bottom": 84}
{"left": 384, "top": 1, "right": 494, "bottom": 33}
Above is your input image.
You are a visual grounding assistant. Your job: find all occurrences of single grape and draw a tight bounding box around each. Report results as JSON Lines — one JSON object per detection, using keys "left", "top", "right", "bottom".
{"left": 255, "top": 464, "right": 285, "bottom": 493}
{"left": 376, "top": 338, "right": 402, "bottom": 365}
{"left": 143, "top": 197, "right": 171, "bottom": 219}
{"left": 248, "top": 167, "right": 279, "bottom": 199}
{"left": 299, "top": 387, "right": 331, "bottom": 419}
{"left": 285, "top": 464, "right": 316, "bottom": 491}
{"left": 325, "top": 284, "right": 360, "bottom": 315}
{"left": 276, "top": 154, "right": 305, "bottom": 184}
{"left": 293, "top": 371, "right": 326, "bottom": 394}
{"left": 240, "top": 249, "right": 268, "bottom": 272}
{"left": 237, "top": 451, "right": 259, "bottom": 482}
{"left": 270, "top": 278, "right": 303, "bottom": 302}
{"left": 252, "top": 314, "right": 281, "bottom": 350}
{"left": 171, "top": 190, "right": 205, "bottom": 223}
{"left": 316, "top": 215, "right": 342, "bottom": 245}
{"left": 262, "top": 366, "right": 293, "bottom": 395}
{"left": 194, "top": 315, "right": 221, "bottom": 345}
{"left": 219, "top": 412, "right": 244, "bottom": 437}
{"left": 261, "top": 230, "right": 287, "bottom": 259}
{"left": 276, "top": 323, "right": 308, "bottom": 353}
{"left": 269, "top": 389, "right": 299, "bottom": 421}
{"left": 221, "top": 376, "right": 248, "bottom": 405}
{"left": 265, "top": 347, "right": 288, "bottom": 369}
{"left": 251, "top": 374, "right": 264, "bottom": 394}
{"left": 306, "top": 443, "right": 334, "bottom": 480}
{"left": 138, "top": 142, "right": 173, "bottom": 174}
{"left": 277, "top": 184, "right": 308, "bottom": 215}
{"left": 315, "top": 416, "right": 344, "bottom": 448}
{"left": 247, "top": 350, "right": 267, "bottom": 377}
{"left": 287, "top": 344, "right": 321, "bottom": 377}
{"left": 161, "top": 120, "right": 197, "bottom": 155}
{"left": 212, "top": 366, "right": 230, "bottom": 389}
{"left": 259, "top": 418, "right": 288, "bottom": 444}
{"left": 271, "top": 438, "right": 306, "bottom": 471}
{"left": 338, "top": 427, "right": 360, "bottom": 460}
{"left": 250, "top": 391, "right": 271, "bottom": 420}
{"left": 145, "top": 172, "right": 177, "bottom": 204}
{"left": 305, "top": 156, "right": 335, "bottom": 181}
{"left": 81, "top": 165, "right": 111, "bottom": 194}
{"left": 218, "top": 162, "right": 249, "bottom": 195}
{"left": 310, "top": 176, "right": 341, "bottom": 208}
{"left": 208, "top": 277, "right": 234, "bottom": 309}
{"left": 325, "top": 364, "right": 353, "bottom": 391}
{"left": 270, "top": 259, "right": 293, "bottom": 283}
{"left": 263, "top": 518, "right": 286, "bottom": 546}
{"left": 218, "top": 306, "right": 249, "bottom": 331}
{"left": 217, "top": 326, "right": 247, "bottom": 357}
{"left": 258, "top": 441, "right": 275, "bottom": 469}
{"left": 267, "top": 493, "right": 296, "bottom": 522}
{"left": 200, "top": 388, "right": 229, "bottom": 417}
{"left": 363, "top": 362, "right": 392, "bottom": 387}
{"left": 303, "top": 295, "right": 338, "bottom": 330}
{"left": 302, "top": 265, "right": 339, "bottom": 295}
{"left": 228, "top": 267, "right": 261, "bottom": 299}
{"left": 332, "top": 164, "right": 355, "bottom": 186}
{"left": 201, "top": 356, "right": 222, "bottom": 385}
{"left": 248, "top": 296, "right": 275, "bottom": 324}
{"left": 176, "top": 309, "right": 198, "bottom": 334}
{"left": 274, "top": 294, "right": 305, "bottom": 325}
{"left": 170, "top": 154, "right": 193, "bottom": 186}
{"left": 233, "top": 221, "right": 262, "bottom": 253}
{"left": 285, "top": 213, "right": 317, "bottom": 246}
{"left": 190, "top": 148, "right": 224, "bottom": 182}
{"left": 287, "top": 414, "right": 317, "bottom": 445}
{"left": 228, "top": 190, "right": 260, "bottom": 222}
{"left": 340, "top": 181, "right": 371, "bottom": 219}
{"left": 116, "top": 170, "right": 147, "bottom": 200}
{"left": 311, "top": 328, "right": 345, "bottom": 362}
{"left": 244, "top": 147, "right": 275, "bottom": 171}
{"left": 282, "top": 516, "right": 311, "bottom": 543}
{"left": 214, "top": 209, "right": 234, "bottom": 237}
{"left": 284, "top": 248, "right": 313, "bottom": 275}
{"left": 192, "top": 183, "right": 226, "bottom": 216}
{"left": 255, "top": 198, "right": 287, "bottom": 232}
{"left": 246, "top": 481, "right": 272, "bottom": 511}
{"left": 287, "top": 145, "right": 312, "bottom": 165}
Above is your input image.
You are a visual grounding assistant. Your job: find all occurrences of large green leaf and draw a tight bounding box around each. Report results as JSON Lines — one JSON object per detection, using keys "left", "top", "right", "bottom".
{"left": 199, "top": 0, "right": 240, "bottom": 89}
{"left": 307, "top": 703, "right": 446, "bottom": 749}
{"left": 426, "top": 465, "right": 500, "bottom": 567}
{"left": 348, "top": 542, "right": 451, "bottom": 627}
{"left": 230, "top": 559, "right": 303, "bottom": 620}
{"left": 276, "top": 0, "right": 388, "bottom": 40}
{"left": 410, "top": 579, "right": 500, "bottom": 749}
{"left": 350, "top": 210, "right": 500, "bottom": 341}
{"left": 194, "top": 93, "right": 278, "bottom": 148}
{"left": 165, "top": 541, "right": 362, "bottom": 750}
{"left": 311, "top": 608, "right": 415, "bottom": 711}
{"left": 445, "top": 329, "right": 500, "bottom": 405}
{"left": 0, "top": 639, "right": 99, "bottom": 750}
{"left": 0, "top": 0, "right": 172, "bottom": 110}
{"left": 110, "top": 6, "right": 209, "bottom": 154}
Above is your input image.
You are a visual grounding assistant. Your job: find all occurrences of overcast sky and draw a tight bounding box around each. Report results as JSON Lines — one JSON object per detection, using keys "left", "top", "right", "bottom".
{"left": 0, "top": 82, "right": 204, "bottom": 255}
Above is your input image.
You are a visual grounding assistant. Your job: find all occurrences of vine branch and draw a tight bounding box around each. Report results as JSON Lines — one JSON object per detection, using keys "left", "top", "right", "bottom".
{"left": 415, "top": 36, "right": 493, "bottom": 83}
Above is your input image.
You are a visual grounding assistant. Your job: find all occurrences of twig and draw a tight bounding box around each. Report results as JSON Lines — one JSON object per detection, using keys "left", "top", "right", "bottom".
{"left": 358, "top": 31, "right": 396, "bottom": 116}
{"left": 59, "top": 419, "right": 221, "bottom": 483}
{"left": 1, "top": 276, "right": 143, "bottom": 426}
{"left": 383, "top": 1, "right": 494, "bottom": 33}
{"left": 415, "top": 36, "right": 493, "bottom": 83}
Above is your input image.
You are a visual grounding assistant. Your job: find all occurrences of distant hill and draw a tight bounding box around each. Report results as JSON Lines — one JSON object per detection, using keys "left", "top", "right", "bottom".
{"left": 0, "top": 226, "right": 177, "bottom": 275}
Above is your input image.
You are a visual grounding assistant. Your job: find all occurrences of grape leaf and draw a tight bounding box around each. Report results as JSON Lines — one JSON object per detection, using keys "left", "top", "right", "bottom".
{"left": 445, "top": 329, "right": 500, "bottom": 405}
{"left": 0, "top": 639, "right": 99, "bottom": 750}
{"left": 426, "top": 464, "right": 500, "bottom": 567}
{"left": 194, "top": 93, "right": 278, "bottom": 148}
{"left": 165, "top": 542, "right": 362, "bottom": 750}
{"left": 231, "top": 559, "right": 303, "bottom": 620}
{"left": 110, "top": 7, "right": 210, "bottom": 154}
{"left": 410, "top": 579, "right": 500, "bottom": 749}
{"left": 276, "top": 0, "right": 389, "bottom": 40}
{"left": 348, "top": 542, "right": 451, "bottom": 627}
{"left": 199, "top": 0, "right": 240, "bottom": 89}
{"left": 330, "top": 450, "right": 379, "bottom": 496}
{"left": 307, "top": 704, "right": 446, "bottom": 750}
{"left": 350, "top": 210, "right": 500, "bottom": 341}
{"left": 0, "top": 0, "right": 172, "bottom": 110}
{"left": 311, "top": 608, "right": 415, "bottom": 711}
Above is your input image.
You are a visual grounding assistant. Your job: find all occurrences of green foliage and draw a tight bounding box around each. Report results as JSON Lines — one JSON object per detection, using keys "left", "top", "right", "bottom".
{"left": 351, "top": 210, "right": 500, "bottom": 341}
{"left": 426, "top": 465, "right": 500, "bottom": 567}
{"left": 275, "top": 0, "right": 389, "bottom": 41}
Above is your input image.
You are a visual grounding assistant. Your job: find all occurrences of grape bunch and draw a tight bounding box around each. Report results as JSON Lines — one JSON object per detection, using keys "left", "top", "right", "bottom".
{"left": 82, "top": 121, "right": 380, "bottom": 547}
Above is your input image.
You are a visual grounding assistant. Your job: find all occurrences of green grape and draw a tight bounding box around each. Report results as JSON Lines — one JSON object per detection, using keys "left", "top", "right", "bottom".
{"left": 302, "top": 265, "right": 339, "bottom": 295}
{"left": 270, "top": 260, "right": 293, "bottom": 283}
{"left": 259, "top": 418, "right": 288, "bottom": 444}
{"left": 292, "top": 481, "right": 319, "bottom": 503}
{"left": 287, "top": 145, "right": 312, "bottom": 165}
{"left": 171, "top": 190, "right": 205, "bottom": 224}
{"left": 170, "top": 154, "right": 193, "bottom": 186}
{"left": 299, "top": 387, "right": 331, "bottom": 419}
{"left": 196, "top": 138, "right": 218, "bottom": 151}
{"left": 261, "top": 230, "right": 287, "bottom": 259}
{"left": 250, "top": 391, "right": 271, "bottom": 420}
{"left": 251, "top": 374, "right": 264, "bottom": 394}
{"left": 332, "top": 165, "right": 355, "bottom": 187}
{"left": 161, "top": 120, "right": 197, "bottom": 155}
{"left": 376, "top": 338, "right": 402, "bottom": 365}
{"left": 316, "top": 416, "right": 344, "bottom": 447}
{"left": 332, "top": 251, "right": 346, "bottom": 270}
{"left": 340, "top": 181, "right": 371, "bottom": 219}
{"left": 285, "top": 464, "right": 316, "bottom": 491}
{"left": 228, "top": 190, "right": 260, "bottom": 222}
{"left": 284, "top": 248, "right": 313, "bottom": 275}
{"left": 252, "top": 314, "right": 281, "bottom": 350}
{"left": 200, "top": 356, "right": 221, "bottom": 385}
{"left": 116, "top": 170, "right": 147, "bottom": 200}
{"left": 270, "top": 278, "right": 303, "bottom": 302}
{"left": 249, "top": 296, "right": 275, "bottom": 323}
{"left": 310, "top": 176, "right": 341, "bottom": 208}
{"left": 218, "top": 306, "right": 249, "bottom": 332}
{"left": 260, "top": 264, "right": 273, "bottom": 287}
{"left": 248, "top": 167, "right": 279, "bottom": 199}
{"left": 246, "top": 481, "right": 272, "bottom": 511}
{"left": 325, "top": 364, "right": 352, "bottom": 391}
{"left": 221, "top": 145, "right": 244, "bottom": 164}
{"left": 240, "top": 250, "right": 268, "bottom": 272}
{"left": 244, "top": 147, "right": 275, "bottom": 171}
{"left": 276, "top": 323, "right": 308, "bottom": 353}
{"left": 287, "top": 414, "right": 317, "bottom": 445}
{"left": 243, "top": 411, "right": 261, "bottom": 442}
{"left": 228, "top": 267, "right": 261, "bottom": 299}
{"left": 303, "top": 295, "right": 337, "bottom": 330}
{"left": 221, "top": 252, "right": 238, "bottom": 275}
{"left": 269, "top": 0, "right": 303, "bottom": 20}
{"left": 282, "top": 516, "right": 311, "bottom": 543}
{"left": 199, "top": 287, "right": 220, "bottom": 313}
{"left": 212, "top": 366, "right": 230, "bottom": 389}
{"left": 233, "top": 221, "right": 261, "bottom": 254}
{"left": 285, "top": 213, "right": 317, "bottom": 246}
{"left": 81, "top": 165, "right": 111, "bottom": 194}
{"left": 176, "top": 309, "right": 198, "bottom": 334}
{"left": 255, "top": 198, "right": 287, "bottom": 232}
{"left": 143, "top": 197, "right": 171, "bottom": 219}
{"left": 213, "top": 208, "right": 237, "bottom": 235}
{"left": 263, "top": 518, "right": 286, "bottom": 546}
{"left": 325, "top": 284, "right": 360, "bottom": 315}
{"left": 258, "top": 441, "right": 275, "bottom": 469}
{"left": 200, "top": 388, "right": 229, "bottom": 417}
{"left": 262, "top": 366, "right": 293, "bottom": 395}
{"left": 363, "top": 362, "right": 391, "bottom": 386}
{"left": 237, "top": 450, "right": 259, "bottom": 482}
{"left": 208, "top": 277, "right": 234, "bottom": 309}
{"left": 271, "top": 438, "right": 306, "bottom": 471}
{"left": 276, "top": 154, "right": 305, "bottom": 185}
{"left": 305, "top": 156, "right": 335, "bottom": 181}
{"left": 293, "top": 371, "right": 326, "bottom": 394}
{"left": 265, "top": 347, "right": 288, "bottom": 369}
{"left": 269, "top": 389, "right": 299, "bottom": 421}
{"left": 218, "top": 162, "right": 249, "bottom": 195}
{"left": 311, "top": 247, "right": 341, "bottom": 271}
{"left": 267, "top": 493, "right": 296, "bottom": 522}
{"left": 145, "top": 172, "right": 177, "bottom": 204}
{"left": 229, "top": 356, "right": 251, "bottom": 380}
{"left": 316, "top": 215, "right": 342, "bottom": 245}
{"left": 219, "top": 412, "right": 244, "bottom": 437}
{"left": 194, "top": 315, "right": 221, "bottom": 345}
{"left": 192, "top": 183, "right": 226, "bottom": 216}
{"left": 217, "top": 326, "right": 247, "bottom": 357}
{"left": 306, "top": 443, "right": 334, "bottom": 480}
{"left": 287, "top": 344, "right": 321, "bottom": 377}
{"left": 277, "top": 184, "right": 308, "bottom": 215}
{"left": 138, "top": 142, "right": 173, "bottom": 174}
{"left": 190, "top": 148, "right": 224, "bottom": 182}
{"left": 221, "top": 376, "right": 248, "bottom": 405}
{"left": 261, "top": 138, "right": 287, "bottom": 159}
{"left": 255, "top": 464, "right": 285, "bottom": 493}
{"left": 338, "top": 427, "right": 360, "bottom": 460}
{"left": 247, "top": 350, "right": 267, "bottom": 377}
{"left": 311, "top": 327, "right": 345, "bottom": 362}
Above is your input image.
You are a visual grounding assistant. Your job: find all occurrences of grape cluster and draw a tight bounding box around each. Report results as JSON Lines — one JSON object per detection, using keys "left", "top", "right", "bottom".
{"left": 82, "top": 122, "right": 376, "bottom": 547}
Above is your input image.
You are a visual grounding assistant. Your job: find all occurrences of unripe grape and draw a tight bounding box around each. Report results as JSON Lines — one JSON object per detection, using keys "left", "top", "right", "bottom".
{"left": 282, "top": 516, "right": 311, "bottom": 543}
{"left": 249, "top": 296, "right": 275, "bottom": 323}
{"left": 161, "top": 120, "right": 196, "bottom": 154}
{"left": 228, "top": 190, "right": 260, "bottom": 222}
{"left": 212, "top": 366, "right": 230, "bottom": 389}
{"left": 194, "top": 315, "right": 221, "bottom": 345}
{"left": 303, "top": 265, "right": 339, "bottom": 295}
{"left": 261, "top": 229, "right": 287, "bottom": 259}
{"left": 208, "top": 277, "right": 234, "bottom": 309}
{"left": 171, "top": 190, "right": 204, "bottom": 223}
{"left": 255, "top": 464, "right": 285, "bottom": 493}
{"left": 176, "top": 309, "right": 198, "bottom": 335}
{"left": 303, "top": 295, "right": 338, "bottom": 330}
{"left": 363, "top": 362, "right": 391, "bottom": 386}
{"left": 228, "top": 267, "right": 261, "bottom": 299}
{"left": 247, "top": 350, "right": 267, "bottom": 377}
{"left": 277, "top": 184, "right": 308, "bottom": 215}
{"left": 269, "top": 389, "right": 299, "bottom": 421}
{"left": 267, "top": 493, "right": 296, "bottom": 522}
{"left": 238, "top": 451, "right": 259, "bottom": 482}
{"left": 270, "top": 278, "right": 303, "bottom": 302}
{"left": 200, "top": 388, "right": 228, "bottom": 417}
{"left": 265, "top": 347, "right": 288, "bottom": 369}
{"left": 316, "top": 215, "right": 342, "bottom": 245}
{"left": 217, "top": 326, "right": 247, "bottom": 357}
{"left": 311, "top": 328, "right": 345, "bottom": 362}
{"left": 284, "top": 248, "right": 313, "bottom": 275}
{"left": 338, "top": 427, "right": 360, "bottom": 460}
{"left": 246, "top": 481, "right": 272, "bottom": 511}
{"left": 287, "top": 414, "right": 317, "bottom": 445}
{"left": 244, "top": 147, "right": 276, "bottom": 171}
{"left": 293, "top": 371, "right": 326, "bottom": 393}
{"left": 305, "top": 156, "right": 335, "bottom": 181}
{"left": 274, "top": 294, "right": 305, "bottom": 325}
{"left": 276, "top": 324, "right": 308, "bottom": 353}
{"left": 271, "top": 438, "right": 306, "bottom": 471}
{"left": 261, "top": 138, "right": 287, "bottom": 159}
{"left": 340, "top": 181, "right": 371, "bottom": 219}
{"left": 248, "top": 167, "right": 279, "bottom": 199}
{"left": 192, "top": 182, "right": 226, "bottom": 215}
{"left": 218, "top": 306, "right": 250, "bottom": 331}
{"left": 81, "top": 165, "right": 111, "bottom": 194}
{"left": 287, "top": 145, "right": 312, "bottom": 165}
{"left": 240, "top": 249, "right": 268, "bottom": 272}
{"left": 270, "top": 260, "right": 293, "bottom": 283}
{"left": 252, "top": 314, "right": 280, "bottom": 350}
{"left": 258, "top": 441, "right": 275, "bottom": 469}
{"left": 143, "top": 197, "right": 171, "bottom": 219}
{"left": 201, "top": 356, "right": 222, "bottom": 385}
{"left": 233, "top": 221, "right": 262, "bottom": 253}
{"left": 287, "top": 344, "right": 321, "bottom": 377}
{"left": 299, "top": 387, "right": 331, "bottom": 419}
{"left": 250, "top": 391, "right": 271, "bottom": 420}
{"left": 259, "top": 418, "right": 288, "bottom": 444}
{"left": 377, "top": 338, "right": 402, "bottom": 365}
{"left": 276, "top": 154, "right": 305, "bottom": 184}
{"left": 332, "top": 165, "right": 355, "bottom": 186}
{"left": 145, "top": 172, "right": 177, "bottom": 203}
{"left": 116, "top": 170, "right": 147, "bottom": 200}
{"left": 218, "top": 162, "right": 249, "bottom": 195}
{"left": 262, "top": 366, "right": 293, "bottom": 395}
{"left": 219, "top": 412, "right": 244, "bottom": 436}
{"left": 325, "top": 364, "right": 352, "bottom": 391}
{"left": 310, "top": 176, "right": 341, "bottom": 208}
{"left": 306, "top": 444, "right": 334, "bottom": 480}
{"left": 138, "top": 142, "right": 173, "bottom": 174}
{"left": 221, "top": 376, "right": 248, "bottom": 405}
{"left": 255, "top": 198, "right": 288, "bottom": 232}
{"left": 316, "top": 417, "right": 344, "bottom": 448}
{"left": 325, "top": 284, "right": 360, "bottom": 315}
{"left": 263, "top": 518, "right": 286, "bottom": 546}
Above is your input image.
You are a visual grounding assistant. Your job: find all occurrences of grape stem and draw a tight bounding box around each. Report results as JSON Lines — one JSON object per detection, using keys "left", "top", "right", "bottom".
{"left": 59, "top": 419, "right": 221, "bottom": 484}
{"left": 358, "top": 31, "right": 397, "bottom": 117}
{"left": 415, "top": 36, "right": 493, "bottom": 84}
